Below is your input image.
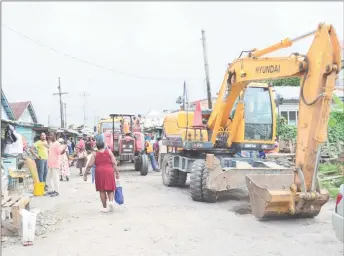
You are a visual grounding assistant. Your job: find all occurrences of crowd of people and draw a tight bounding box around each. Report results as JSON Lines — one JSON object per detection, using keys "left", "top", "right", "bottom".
{"left": 29, "top": 132, "right": 97, "bottom": 196}
{"left": 27, "top": 126, "right": 166, "bottom": 212}
{"left": 30, "top": 132, "right": 67, "bottom": 197}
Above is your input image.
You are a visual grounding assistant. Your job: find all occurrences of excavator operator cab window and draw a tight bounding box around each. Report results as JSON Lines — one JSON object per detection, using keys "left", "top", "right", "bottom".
{"left": 243, "top": 87, "right": 273, "bottom": 141}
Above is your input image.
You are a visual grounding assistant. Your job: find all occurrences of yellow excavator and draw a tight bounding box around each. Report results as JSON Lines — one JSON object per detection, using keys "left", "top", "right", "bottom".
{"left": 161, "top": 23, "right": 341, "bottom": 219}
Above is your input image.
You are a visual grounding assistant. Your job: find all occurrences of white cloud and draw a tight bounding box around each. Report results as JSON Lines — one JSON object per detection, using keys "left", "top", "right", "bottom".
{"left": 2, "top": 2, "right": 343, "bottom": 126}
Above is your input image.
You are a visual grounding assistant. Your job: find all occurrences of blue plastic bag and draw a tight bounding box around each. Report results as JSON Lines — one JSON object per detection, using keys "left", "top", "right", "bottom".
{"left": 115, "top": 182, "right": 124, "bottom": 205}
{"left": 91, "top": 165, "right": 96, "bottom": 183}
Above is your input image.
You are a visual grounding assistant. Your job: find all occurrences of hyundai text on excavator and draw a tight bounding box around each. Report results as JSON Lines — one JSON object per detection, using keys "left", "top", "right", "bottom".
{"left": 161, "top": 23, "right": 342, "bottom": 219}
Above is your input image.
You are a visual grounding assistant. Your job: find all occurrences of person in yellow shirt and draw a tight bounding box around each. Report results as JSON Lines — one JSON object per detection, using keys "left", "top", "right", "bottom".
{"left": 145, "top": 140, "right": 159, "bottom": 171}
{"left": 31, "top": 133, "right": 49, "bottom": 185}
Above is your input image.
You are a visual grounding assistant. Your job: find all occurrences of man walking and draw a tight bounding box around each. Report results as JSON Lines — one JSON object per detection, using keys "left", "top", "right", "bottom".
{"left": 31, "top": 133, "right": 49, "bottom": 189}
{"left": 153, "top": 139, "right": 159, "bottom": 165}
{"left": 47, "top": 132, "right": 66, "bottom": 197}
{"left": 66, "top": 138, "right": 72, "bottom": 154}
{"left": 145, "top": 140, "right": 159, "bottom": 172}
{"left": 70, "top": 138, "right": 75, "bottom": 152}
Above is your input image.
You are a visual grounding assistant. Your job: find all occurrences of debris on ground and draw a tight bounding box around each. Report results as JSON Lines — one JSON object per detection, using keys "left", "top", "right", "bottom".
{"left": 1, "top": 236, "right": 21, "bottom": 247}
{"left": 35, "top": 209, "right": 63, "bottom": 236}
{"left": 232, "top": 203, "right": 252, "bottom": 215}
{"left": 1, "top": 208, "right": 64, "bottom": 247}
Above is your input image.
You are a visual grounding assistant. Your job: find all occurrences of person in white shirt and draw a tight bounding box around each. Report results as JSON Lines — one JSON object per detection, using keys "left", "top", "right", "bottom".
{"left": 157, "top": 137, "right": 167, "bottom": 169}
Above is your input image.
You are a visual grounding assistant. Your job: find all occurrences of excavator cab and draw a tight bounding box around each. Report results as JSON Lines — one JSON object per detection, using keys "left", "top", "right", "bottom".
{"left": 225, "top": 84, "right": 276, "bottom": 153}
{"left": 243, "top": 87, "right": 273, "bottom": 141}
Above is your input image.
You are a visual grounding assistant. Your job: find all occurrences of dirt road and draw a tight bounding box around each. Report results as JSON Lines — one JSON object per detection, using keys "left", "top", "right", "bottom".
{"left": 3, "top": 166, "right": 343, "bottom": 256}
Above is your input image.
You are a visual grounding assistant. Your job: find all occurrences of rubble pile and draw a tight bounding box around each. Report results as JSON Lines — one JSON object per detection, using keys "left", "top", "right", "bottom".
{"left": 1, "top": 208, "right": 64, "bottom": 247}
{"left": 35, "top": 209, "right": 63, "bottom": 236}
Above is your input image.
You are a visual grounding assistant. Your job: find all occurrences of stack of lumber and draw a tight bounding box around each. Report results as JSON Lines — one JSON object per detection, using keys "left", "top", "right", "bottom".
{"left": 1, "top": 194, "right": 30, "bottom": 235}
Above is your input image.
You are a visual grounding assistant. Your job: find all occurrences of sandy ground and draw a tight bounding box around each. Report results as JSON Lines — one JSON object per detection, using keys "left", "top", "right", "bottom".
{"left": 2, "top": 165, "right": 343, "bottom": 256}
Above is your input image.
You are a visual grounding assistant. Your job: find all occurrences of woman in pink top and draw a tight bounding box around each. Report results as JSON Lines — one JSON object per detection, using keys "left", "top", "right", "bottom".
{"left": 76, "top": 136, "right": 87, "bottom": 176}
{"left": 77, "top": 136, "right": 85, "bottom": 149}
{"left": 47, "top": 132, "right": 67, "bottom": 197}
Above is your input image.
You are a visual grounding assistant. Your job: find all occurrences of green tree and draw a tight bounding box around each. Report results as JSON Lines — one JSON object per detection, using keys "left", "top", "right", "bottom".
{"left": 265, "top": 77, "right": 300, "bottom": 87}
{"left": 327, "top": 94, "right": 344, "bottom": 143}
{"left": 276, "top": 94, "right": 344, "bottom": 143}
{"left": 276, "top": 116, "right": 297, "bottom": 140}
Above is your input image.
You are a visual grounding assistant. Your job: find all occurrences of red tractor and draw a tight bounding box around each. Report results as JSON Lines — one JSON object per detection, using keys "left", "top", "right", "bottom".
{"left": 109, "top": 114, "right": 149, "bottom": 176}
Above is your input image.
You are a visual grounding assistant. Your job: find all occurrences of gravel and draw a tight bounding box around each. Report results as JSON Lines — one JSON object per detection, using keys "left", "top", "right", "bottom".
{"left": 2, "top": 166, "right": 343, "bottom": 256}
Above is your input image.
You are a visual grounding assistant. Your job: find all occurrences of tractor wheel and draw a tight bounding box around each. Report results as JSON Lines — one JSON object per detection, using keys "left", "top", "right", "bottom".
{"left": 190, "top": 159, "right": 217, "bottom": 203}
{"left": 134, "top": 157, "right": 141, "bottom": 171}
{"left": 140, "top": 154, "right": 148, "bottom": 176}
{"left": 161, "top": 154, "right": 179, "bottom": 187}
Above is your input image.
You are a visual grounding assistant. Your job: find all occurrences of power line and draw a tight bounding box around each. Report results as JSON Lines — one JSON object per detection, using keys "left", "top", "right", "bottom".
{"left": 2, "top": 23, "right": 185, "bottom": 82}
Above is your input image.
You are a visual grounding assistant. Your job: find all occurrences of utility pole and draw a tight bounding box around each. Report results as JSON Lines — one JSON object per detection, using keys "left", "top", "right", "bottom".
{"left": 64, "top": 103, "right": 67, "bottom": 128}
{"left": 201, "top": 30, "right": 212, "bottom": 109}
{"left": 48, "top": 114, "right": 51, "bottom": 127}
{"left": 81, "top": 92, "right": 89, "bottom": 128}
{"left": 53, "top": 77, "right": 68, "bottom": 128}
{"left": 182, "top": 81, "right": 186, "bottom": 110}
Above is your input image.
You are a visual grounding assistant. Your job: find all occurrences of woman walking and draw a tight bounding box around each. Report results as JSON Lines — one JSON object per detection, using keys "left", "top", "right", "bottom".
{"left": 58, "top": 138, "right": 70, "bottom": 181}
{"left": 84, "top": 135, "right": 119, "bottom": 213}
{"left": 76, "top": 146, "right": 87, "bottom": 176}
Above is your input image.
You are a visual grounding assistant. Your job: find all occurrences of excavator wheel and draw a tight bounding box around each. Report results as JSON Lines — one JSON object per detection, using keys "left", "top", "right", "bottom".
{"left": 190, "top": 159, "right": 217, "bottom": 203}
{"left": 162, "top": 154, "right": 179, "bottom": 187}
{"left": 139, "top": 154, "right": 148, "bottom": 176}
{"left": 177, "top": 172, "right": 188, "bottom": 187}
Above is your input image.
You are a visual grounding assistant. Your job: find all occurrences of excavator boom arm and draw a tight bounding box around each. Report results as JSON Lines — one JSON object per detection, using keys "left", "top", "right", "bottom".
{"left": 244, "top": 23, "right": 340, "bottom": 219}
{"left": 207, "top": 55, "right": 306, "bottom": 139}
{"left": 208, "top": 23, "right": 341, "bottom": 196}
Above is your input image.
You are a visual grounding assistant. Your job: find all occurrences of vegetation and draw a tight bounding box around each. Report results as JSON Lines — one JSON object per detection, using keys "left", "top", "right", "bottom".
{"left": 277, "top": 94, "right": 344, "bottom": 143}
{"left": 319, "top": 163, "right": 344, "bottom": 198}
{"left": 268, "top": 77, "right": 301, "bottom": 87}
{"left": 269, "top": 78, "right": 344, "bottom": 142}
{"left": 276, "top": 94, "right": 343, "bottom": 198}
{"left": 327, "top": 94, "right": 344, "bottom": 143}
{"left": 276, "top": 116, "right": 296, "bottom": 141}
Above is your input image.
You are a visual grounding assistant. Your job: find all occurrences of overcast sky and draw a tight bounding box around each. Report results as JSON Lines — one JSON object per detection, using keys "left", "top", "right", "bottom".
{"left": 2, "top": 2, "right": 343, "bottom": 127}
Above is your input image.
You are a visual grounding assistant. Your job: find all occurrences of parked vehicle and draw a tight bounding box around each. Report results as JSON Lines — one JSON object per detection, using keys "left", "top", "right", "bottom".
{"left": 332, "top": 184, "right": 344, "bottom": 242}
{"left": 97, "top": 116, "right": 122, "bottom": 154}
{"left": 109, "top": 114, "right": 149, "bottom": 176}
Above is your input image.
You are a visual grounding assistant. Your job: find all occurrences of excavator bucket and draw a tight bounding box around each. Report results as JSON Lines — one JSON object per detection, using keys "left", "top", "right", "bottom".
{"left": 246, "top": 173, "right": 329, "bottom": 220}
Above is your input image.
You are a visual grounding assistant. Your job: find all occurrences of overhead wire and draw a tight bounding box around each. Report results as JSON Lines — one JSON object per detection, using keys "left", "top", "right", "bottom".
{"left": 2, "top": 23, "right": 187, "bottom": 82}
